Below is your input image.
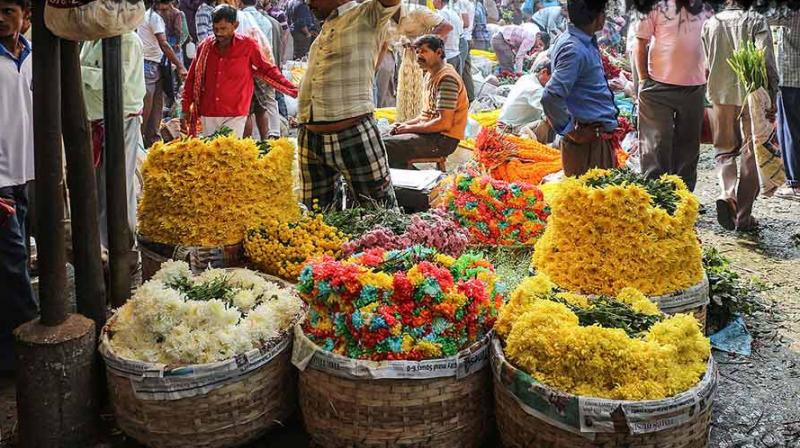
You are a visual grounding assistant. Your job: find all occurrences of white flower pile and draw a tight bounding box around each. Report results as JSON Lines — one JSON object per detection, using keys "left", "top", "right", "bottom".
{"left": 108, "top": 261, "right": 304, "bottom": 365}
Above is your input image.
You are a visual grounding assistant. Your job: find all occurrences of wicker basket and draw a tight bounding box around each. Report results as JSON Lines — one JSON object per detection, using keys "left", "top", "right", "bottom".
{"left": 137, "top": 234, "right": 246, "bottom": 281}
{"left": 491, "top": 338, "right": 717, "bottom": 448}
{"left": 293, "top": 327, "right": 493, "bottom": 448}
{"left": 100, "top": 271, "right": 300, "bottom": 448}
{"left": 648, "top": 275, "right": 710, "bottom": 331}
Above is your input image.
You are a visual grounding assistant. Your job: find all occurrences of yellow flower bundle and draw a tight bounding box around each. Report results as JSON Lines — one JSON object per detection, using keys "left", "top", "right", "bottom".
{"left": 470, "top": 110, "right": 500, "bottom": 129}
{"left": 244, "top": 214, "right": 345, "bottom": 281}
{"left": 138, "top": 136, "right": 300, "bottom": 247}
{"left": 470, "top": 49, "right": 498, "bottom": 62}
{"left": 533, "top": 169, "right": 703, "bottom": 296}
{"left": 498, "top": 274, "right": 710, "bottom": 401}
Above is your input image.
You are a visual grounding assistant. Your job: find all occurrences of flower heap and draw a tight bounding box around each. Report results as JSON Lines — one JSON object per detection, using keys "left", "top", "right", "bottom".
{"left": 497, "top": 274, "right": 710, "bottom": 401}
{"left": 475, "top": 127, "right": 563, "bottom": 185}
{"left": 440, "top": 170, "right": 550, "bottom": 246}
{"left": 341, "top": 209, "right": 470, "bottom": 257}
{"left": 297, "top": 246, "right": 504, "bottom": 361}
{"left": 244, "top": 213, "right": 346, "bottom": 281}
{"left": 533, "top": 168, "right": 703, "bottom": 296}
{"left": 138, "top": 136, "right": 300, "bottom": 246}
{"left": 107, "top": 261, "right": 304, "bottom": 365}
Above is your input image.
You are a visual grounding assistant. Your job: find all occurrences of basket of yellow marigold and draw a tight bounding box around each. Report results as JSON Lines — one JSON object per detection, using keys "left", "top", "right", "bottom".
{"left": 491, "top": 274, "right": 717, "bottom": 448}
{"left": 99, "top": 262, "right": 306, "bottom": 448}
{"left": 532, "top": 168, "right": 709, "bottom": 327}
{"left": 136, "top": 136, "right": 300, "bottom": 280}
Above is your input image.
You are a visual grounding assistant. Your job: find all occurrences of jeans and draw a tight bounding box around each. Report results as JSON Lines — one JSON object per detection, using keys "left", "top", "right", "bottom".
{"left": 0, "top": 184, "right": 37, "bottom": 367}
{"left": 142, "top": 60, "right": 164, "bottom": 149}
{"left": 777, "top": 86, "right": 800, "bottom": 186}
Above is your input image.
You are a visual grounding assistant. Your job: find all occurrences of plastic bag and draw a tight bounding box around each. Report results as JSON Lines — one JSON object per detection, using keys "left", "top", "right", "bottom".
{"left": 45, "top": 0, "right": 145, "bottom": 42}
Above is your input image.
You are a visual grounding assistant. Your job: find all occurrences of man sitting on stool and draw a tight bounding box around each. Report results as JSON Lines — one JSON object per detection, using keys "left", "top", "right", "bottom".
{"left": 384, "top": 34, "right": 468, "bottom": 169}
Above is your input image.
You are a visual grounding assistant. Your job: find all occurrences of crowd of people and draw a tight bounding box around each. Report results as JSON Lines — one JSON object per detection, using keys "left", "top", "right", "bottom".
{"left": 1, "top": 0, "right": 800, "bottom": 371}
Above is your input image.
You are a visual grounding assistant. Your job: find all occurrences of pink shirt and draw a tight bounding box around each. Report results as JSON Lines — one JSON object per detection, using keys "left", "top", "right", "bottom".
{"left": 636, "top": 0, "right": 712, "bottom": 86}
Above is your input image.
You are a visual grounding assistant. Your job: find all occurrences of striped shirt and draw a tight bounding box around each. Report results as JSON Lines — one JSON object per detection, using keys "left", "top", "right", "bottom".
{"left": 499, "top": 23, "right": 540, "bottom": 72}
{"left": 434, "top": 76, "right": 459, "bottom": 111}
{"left": 768, "top": 8, "right": 800, "bottom": 88}
{"left": 297, "top": 0, "right": 401, "bottom": 123}
{"left": 195, "top": 3, "right": 213, "bottom": 42}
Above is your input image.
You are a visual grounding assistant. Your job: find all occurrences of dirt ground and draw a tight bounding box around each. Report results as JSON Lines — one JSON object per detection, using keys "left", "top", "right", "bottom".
{"left": 1, "top": 149, "right": 799, "bottom": 448}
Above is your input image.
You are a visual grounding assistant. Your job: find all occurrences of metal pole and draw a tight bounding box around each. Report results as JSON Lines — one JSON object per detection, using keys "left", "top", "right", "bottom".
{"left": 102, "top": 36, "right": 132, "bottom": 306}
{"left": 60, "top": 40, "right": 107, "bottom": 331}
{"left": 32, "top": 0, "right": 67, "bottom": 327}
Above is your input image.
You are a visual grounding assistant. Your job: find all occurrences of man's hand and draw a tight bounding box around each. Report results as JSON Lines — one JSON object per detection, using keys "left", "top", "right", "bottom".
{"left": 392, "top": 123, "right": 412, "bottom": 135}
{"left": 566, "top": 124, "right": 600, "bottom": 145}
{"left": 177, "top": 66, "right": 188, "bottom": 80}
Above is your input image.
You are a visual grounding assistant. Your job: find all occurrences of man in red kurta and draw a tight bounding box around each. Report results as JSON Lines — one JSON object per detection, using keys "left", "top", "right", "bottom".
{"left": 182, "top": 4, "right": 297, "bottom": 137}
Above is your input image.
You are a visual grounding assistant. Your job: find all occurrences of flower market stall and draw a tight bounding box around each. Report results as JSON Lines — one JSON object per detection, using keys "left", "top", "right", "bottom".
{"left": 99, "top": 262, "right": 304, "bottom": 448}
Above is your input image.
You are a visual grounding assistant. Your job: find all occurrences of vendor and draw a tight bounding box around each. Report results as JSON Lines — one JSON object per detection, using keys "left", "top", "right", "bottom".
{"left": 497, "top": 55, "right": 553, "bottom": 142}
{"left": 383, "top": 34, "right": 468, "bottom": 169}
{"left": 297, "top": 0, "right": 402, "bottom": 209}
{"left": 541, "top": 0, "right": 619, "bottom": 176}
{"left": 531, "top": 0, "right": 567, "bottom": 40}
{"left": 490, "top": 22, "right": 545, "bottom": 73}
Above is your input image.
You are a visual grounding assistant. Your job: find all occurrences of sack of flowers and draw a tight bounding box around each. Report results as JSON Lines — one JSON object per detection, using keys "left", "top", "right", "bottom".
{"left": 533, "top": 168, "right": 709, "bottom": 326}
{"left": 136, "top": 135, "right": 300, "bottom": 280}
{"left": 99, "top": 262, "right": 305, "bottom": 448}
{"left": 492, "top": 274, "right": 717, "bottom": 448}
{"left": 293, "top": 246, "right": 505, "bottom": 448}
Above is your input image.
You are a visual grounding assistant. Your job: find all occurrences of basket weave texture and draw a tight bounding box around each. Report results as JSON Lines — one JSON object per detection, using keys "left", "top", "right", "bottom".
{"left": 648, "top": 275, "right": 710, "bottom": 332}
{"left": 138, "top": 234, "right": 245, "bottom": 281}
{"left": 107, "top": 347, "right": 295, "bottom": 448}
{"left": 299, "top": 366, "right": 492, "bottom": 448}
{"left": 492, "top": 342, "right": 716, "bottom": 448}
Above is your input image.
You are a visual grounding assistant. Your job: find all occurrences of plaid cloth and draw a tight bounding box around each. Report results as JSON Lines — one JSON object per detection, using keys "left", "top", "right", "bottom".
{"left": 768, "top": 8, "right": 800, "bottom": 88}
{"left": 299, "top": 117, "right": 397, "bottom": 210}
{"left": 250, "top": 78, "right": 273, "bottom": 113}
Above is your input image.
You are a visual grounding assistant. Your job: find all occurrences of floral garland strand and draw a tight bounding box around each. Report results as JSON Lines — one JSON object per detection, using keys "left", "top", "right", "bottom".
{"left": 498, "top": 273, "right": 710, "bottom": 401}
{"left": 296, "top": 246, "right": 505, "bottom": 361}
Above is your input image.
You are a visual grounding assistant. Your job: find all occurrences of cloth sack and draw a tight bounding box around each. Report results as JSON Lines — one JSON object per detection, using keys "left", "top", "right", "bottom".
{"left": 45, "top": 0, "right": 145, "bottom": 42}
{"left": 747, "top": 87, "right": 786, "bottom": 196}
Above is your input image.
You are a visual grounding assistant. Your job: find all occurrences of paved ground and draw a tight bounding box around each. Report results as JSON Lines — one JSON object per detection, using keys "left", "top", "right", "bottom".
{"left": 1, "top": 149, "right": 799, "bottom": 448}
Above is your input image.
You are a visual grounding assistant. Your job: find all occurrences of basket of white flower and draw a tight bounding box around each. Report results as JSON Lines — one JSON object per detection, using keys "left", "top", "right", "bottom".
{"left": 99, "top": 262, "right": 305, "bottom": 448}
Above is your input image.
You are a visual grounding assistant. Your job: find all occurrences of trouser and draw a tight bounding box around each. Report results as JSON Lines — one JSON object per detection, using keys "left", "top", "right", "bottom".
{"left": 383, "top": 133, "right": 460, "bottom": 169}
{"left": 96, "top": 116, "right": 144, "bottom": 249}
{"left": 299, "top": 117, "right": 397, "bottom": 210}
{"left": 491, "top": 32, "right": 515, "bottom": 72}
{"left": 560, "top": 137, "right": 617, "bottom": 177}
{"left": 711, "top": 103, "right": 759, "bottom": 226}
{"left": 200, "top": 116, "right": 248, "bottom": 138}
{"left": 292, "top": 31, "right": 312, "bottom": 59}
{"left": 638, "top": 79, "right": 705, "bottom": 191}
{"left": 472, "top": 39, "right": 490, "bottom": 51}
{"left": 251, "top": 79, "right": 281, "bottom": 138}
{"left": 0, "top": 184, "right": 38, "bottom": 367}
{"left": 459, "top": 38, "right": 475, "bottom": 102}
{"left": 447, "top": 54, "right": 463, "bottom": 75}
{"left": 777, "top": 86, "right": 800, "bottom": 186}
{"left": 142, "top": 60, "right": 164, "bottom": 149}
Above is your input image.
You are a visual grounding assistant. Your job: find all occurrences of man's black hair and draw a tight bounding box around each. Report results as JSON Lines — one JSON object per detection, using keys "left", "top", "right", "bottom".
{"left": 539, "top": 32, "right": 551, "bottom": 49}
{"left": 212, "top": 4, "right": 238, "bottom": 23}
{"left": 241, "top": 0, "right": 258, "bottom": 6}
{"left": 0, "top": 0, "right": 31, "bottom": 9}
{"left": 414, "top": 34, "right": 446, "bottom": 59}
{"left": 567, "top": 0, "right": 607, "bottom": 27}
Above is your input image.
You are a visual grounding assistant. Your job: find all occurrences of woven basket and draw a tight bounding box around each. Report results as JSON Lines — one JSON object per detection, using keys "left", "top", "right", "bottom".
{"left": 137, "top": 234, "right": 246, "bottom": 281}
{"left": 491, "top": 339, "right": 717, "bottom": 448}
{"left": 648, "top": 275, "right": 710, "bottom": 331}
{"left": 100, "top": 271, "right": 300, "bottom": 448}
{"left": 294, "top": 328, "right": 493, "bottom": 448}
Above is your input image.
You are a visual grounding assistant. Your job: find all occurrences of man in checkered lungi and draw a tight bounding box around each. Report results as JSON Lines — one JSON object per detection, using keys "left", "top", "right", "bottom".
{"left": 296, "top": 0, "right": 402, "bottom": 209}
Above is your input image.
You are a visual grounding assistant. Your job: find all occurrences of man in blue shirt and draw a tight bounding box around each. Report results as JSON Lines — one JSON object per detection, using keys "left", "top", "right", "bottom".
{"left": 541, "top": 0, "right": 618, "bottom": 177}
{"left": 287, "top": 0, "right": 317, "bottom": 59}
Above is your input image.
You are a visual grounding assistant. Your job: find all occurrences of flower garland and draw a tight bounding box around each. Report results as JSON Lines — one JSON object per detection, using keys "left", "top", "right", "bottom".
{"left": 440, "top": 170, "right": 550, "bottom": 246}
{"left": 533, "top": 168, "right": 703, "bottom": 296}
{"left": 475, "top": 127, "right": 562, "bottom": 185}
{"left": 244, "top": 213, "right": 346, "bottom": 281}
{"left": 341, "top": 209, "right": 470, "bottom": 257}
{"left": 108, "top": 261, "right": 304, "bottom": 365}
{"left": 296, "top": 246, "right": 505, "bottom": 361}
{"left": 138, "top": 136, "right": 300, "bottom": 246}
{"left": 498, "top": 274, "right": 710, "bottom": 401}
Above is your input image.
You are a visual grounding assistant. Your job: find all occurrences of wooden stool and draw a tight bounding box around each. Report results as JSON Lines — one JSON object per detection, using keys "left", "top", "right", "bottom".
{"left": 407, "top": 156, "right": 447, "bottom": 172}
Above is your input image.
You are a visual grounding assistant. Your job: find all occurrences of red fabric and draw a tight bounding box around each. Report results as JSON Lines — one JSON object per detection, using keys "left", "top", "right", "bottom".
{"left": 182, "top": 34, "right": 297, "bottom": 134}
{"left": 0, "top": 198, "right": 15, "bottom": 228}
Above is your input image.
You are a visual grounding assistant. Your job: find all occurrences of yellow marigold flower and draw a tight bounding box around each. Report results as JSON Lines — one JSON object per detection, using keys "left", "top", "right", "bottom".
{"left": 615, "top": 287, "right": 660, "bottom": 315}
{"left": 434, "top": 253, "right": 456, "bottom": 268}
{"left": 414, "top": 340, "right": 443, "bottom": 357}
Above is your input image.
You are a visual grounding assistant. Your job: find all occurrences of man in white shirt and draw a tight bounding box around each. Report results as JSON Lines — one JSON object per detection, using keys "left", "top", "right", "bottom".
{"left": 433, "top": 0, "right": 463, "bottom": 72}
{"left": 497, "top": 56, "right": 553, "bottom": 141}
{"left": 0, "top": 0, "right": 37, "bottom": 371}
{"left": 454, "top": 0, "right": 475, "bottom": 101}
{"left": 139, "top": 0, "right": 188, "bottom": 148}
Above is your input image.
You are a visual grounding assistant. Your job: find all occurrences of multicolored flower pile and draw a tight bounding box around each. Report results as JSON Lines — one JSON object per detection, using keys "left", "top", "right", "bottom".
{"left": 341, "top": 209, "right": 470, "bottom": 257}
{"left": 297, "top": 246, "right": 505, "bottom": 361}
{"left": 107, "top": 261, "right": 304, "bottom": 365}
{"left": 138, "top": 136, "right": 300, "bottom": 246}
{"left": 533, "top": 168, "right": 703, "bottom": 296}
{"left": 498, "top": 274, "right": 710, "bottom": 400}
{"left": 244, "top": 214, "right": 346, "bottom": 281}
{"left": 440, "top": 170, "right": 550, "bottom": 246}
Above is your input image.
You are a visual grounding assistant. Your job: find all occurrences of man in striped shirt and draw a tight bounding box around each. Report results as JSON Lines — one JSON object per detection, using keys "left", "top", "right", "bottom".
{"left": 383, "top": 35, "right": 468, "bottom": 169}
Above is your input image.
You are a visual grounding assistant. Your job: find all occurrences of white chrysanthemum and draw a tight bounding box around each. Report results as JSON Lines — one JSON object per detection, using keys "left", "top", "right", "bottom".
{"left": 225, "top": 269, "right": 271, "bottom": 295}
{"left": 195, "top": 268, "right": 228, "bottom": 285}
{"left": 152, "top": 260, "right": 192, "bottom": 285}
{"left": 231, "top": 288, "right": 257, "bottom": 311}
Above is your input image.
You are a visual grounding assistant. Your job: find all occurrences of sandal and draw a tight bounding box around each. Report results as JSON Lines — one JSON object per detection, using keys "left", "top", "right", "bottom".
{"left": 736, "top": 217, "right": 759, "bottom": 233}
{"left": 715, "top": 198, "right": 736, "bottom": 231}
